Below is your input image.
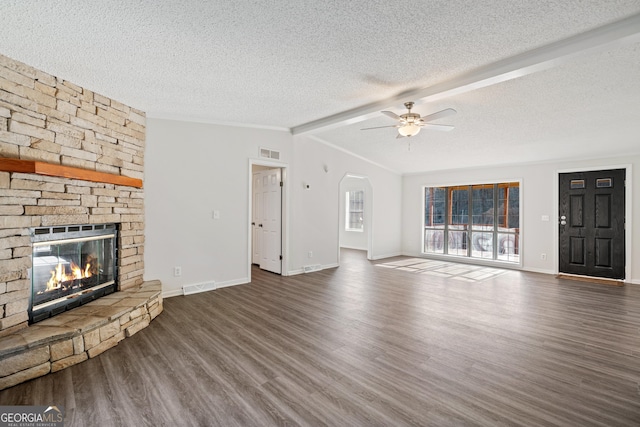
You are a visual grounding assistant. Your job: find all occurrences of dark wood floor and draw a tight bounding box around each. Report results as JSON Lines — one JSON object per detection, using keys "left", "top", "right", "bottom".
{"left": 2, "top": 249, "right": 640, "bottom": 426}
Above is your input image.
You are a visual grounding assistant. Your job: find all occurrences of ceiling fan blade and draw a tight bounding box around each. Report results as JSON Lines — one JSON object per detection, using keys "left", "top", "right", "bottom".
{"left": 420, "top": 108, "right": 457, "bottom": 122}
{"left": 420, "top": 123, "right": 455, "bottom": 132}
{"left": 381, "top": 111, "right": 401, "bottom": 120}
{"left": 396, "top": 133, "right": 405, "bottom": 139}
{"left": 361, "top": 125, "right": 401, "bottom": 130}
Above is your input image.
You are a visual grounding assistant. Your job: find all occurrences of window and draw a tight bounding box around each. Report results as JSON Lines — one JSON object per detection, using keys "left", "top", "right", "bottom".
{"left": 423, "top": 182, "right": 520, "bottom": 263}
{"left": 346, "top": 190, "right": 364, "bottom": 231}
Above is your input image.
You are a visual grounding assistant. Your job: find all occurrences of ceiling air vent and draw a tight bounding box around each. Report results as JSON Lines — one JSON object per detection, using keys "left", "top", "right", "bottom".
{"left": 260, "top": 148, "right": 280, "bottom": 160}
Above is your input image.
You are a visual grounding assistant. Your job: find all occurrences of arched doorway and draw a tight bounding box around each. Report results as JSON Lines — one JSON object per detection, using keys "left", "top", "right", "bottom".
{"left": 338, "top": 174, "right": 373, "bottom": 261}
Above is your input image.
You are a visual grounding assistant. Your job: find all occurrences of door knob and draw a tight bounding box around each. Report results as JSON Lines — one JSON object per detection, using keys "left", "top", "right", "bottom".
{"left": 560, "top": 215, "right": 566, "bottom": 220}
{"left": 259, "top": 224, "right": 263, "bottom": 227}
{"left": 560, "top": 220, "right": 567, "bottom": 225}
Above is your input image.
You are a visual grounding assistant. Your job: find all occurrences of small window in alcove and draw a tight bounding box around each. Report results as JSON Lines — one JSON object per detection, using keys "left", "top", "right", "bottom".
{"left": 345, "top": 190, "right": 364, "bottom": 231}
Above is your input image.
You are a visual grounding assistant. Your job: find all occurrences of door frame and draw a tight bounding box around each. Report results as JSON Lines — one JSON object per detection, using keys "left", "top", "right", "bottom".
{"left": 338, "top": 173, "right": 374, "bottom": 261}
{"left": 554, "top": 164, "right": 632, "bottom": 280}
{"left": 248, "top": 159, "right": 289, "bottom": 279}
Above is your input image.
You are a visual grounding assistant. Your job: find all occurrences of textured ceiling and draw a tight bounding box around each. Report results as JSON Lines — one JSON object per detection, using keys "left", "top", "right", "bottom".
{"left": 1, "top": 1, "right": 639, "bottom": 173}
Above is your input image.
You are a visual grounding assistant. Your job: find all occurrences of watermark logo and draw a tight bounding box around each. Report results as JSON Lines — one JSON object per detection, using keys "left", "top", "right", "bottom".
{"left": 0, "top": 406, "right": 64, "bottom": 427}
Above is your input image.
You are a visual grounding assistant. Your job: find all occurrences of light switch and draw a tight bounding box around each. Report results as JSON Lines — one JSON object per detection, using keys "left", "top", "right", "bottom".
{"left": 541, "top": 215, "right": 550, "bottom": 222}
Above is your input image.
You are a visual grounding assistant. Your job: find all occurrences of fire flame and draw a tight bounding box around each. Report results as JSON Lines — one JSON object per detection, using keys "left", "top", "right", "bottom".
{"left": 45, "top": 261, "right": 92, "bottom": 291}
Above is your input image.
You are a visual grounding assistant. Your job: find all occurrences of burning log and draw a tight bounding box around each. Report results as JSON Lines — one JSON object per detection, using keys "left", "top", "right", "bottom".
{"left": 41, "top": 254, "right": 99, "bottom": 293}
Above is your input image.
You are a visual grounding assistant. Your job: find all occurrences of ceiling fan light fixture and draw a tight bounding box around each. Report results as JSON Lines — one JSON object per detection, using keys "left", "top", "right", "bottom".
{"left": 360, "top": 102, "right": 455, "bottom": 137}
{"left": 398, "top": 123, "right": 421, "bottom": 137}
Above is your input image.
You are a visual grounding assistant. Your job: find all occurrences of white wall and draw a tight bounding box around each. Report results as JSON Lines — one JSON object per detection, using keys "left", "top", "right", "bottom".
{"left": 145, "top": 119, "right": 402, "bottom": 296}
{"left": 144, "top": 118, "right": 292, "bottom": 296}
{"left": 339, "top": 176, "right": 370, "bottom": 251}
{"left": 289, "top": 135, "right": 402, "bottom": 272}
{"left": 145, "top": 118, "right": 637, "bottom": 293}
{"left": 402, "top": 154, "right": 640, "bottom": 283}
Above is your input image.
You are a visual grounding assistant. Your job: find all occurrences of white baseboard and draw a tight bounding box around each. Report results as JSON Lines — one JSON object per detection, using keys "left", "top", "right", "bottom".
{"left": 216, "top": 277, "right": 250, "bottom": 289}
{"left": 162, "top": 288, "right": 183, "bottom": 299}
{"left": 288, "top": 263, "right": 339, "bottom": 276}
{"left": 163, "top": 276, "right": 250, "bottom": 298}
{"left": 521, "top": 267, "right": 556, "bottom": 275}
{"left": 340, "top": 245, "right": 367, "bottom": 251}
{"left": 370, "top": 252, "right": 402, "bottom": 260}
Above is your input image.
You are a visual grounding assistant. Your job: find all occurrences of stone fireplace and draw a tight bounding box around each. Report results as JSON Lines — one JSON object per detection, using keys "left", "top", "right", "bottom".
{"left": 30, "top": 223, "right": 118, "bottom": 323}
{"left": 0, "top": 53, "right": 161, "bottom": 390}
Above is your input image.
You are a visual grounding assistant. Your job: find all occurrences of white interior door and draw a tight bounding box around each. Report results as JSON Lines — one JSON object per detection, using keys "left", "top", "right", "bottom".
{"left": 259, "top": 168, "right": 282, "bottom": 274}
{"left": 251, "top": 172, "right": 262, "bottom": 265}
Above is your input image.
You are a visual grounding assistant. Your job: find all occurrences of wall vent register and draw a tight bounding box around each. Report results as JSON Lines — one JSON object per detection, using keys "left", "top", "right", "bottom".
{"left": 260, "top": 148, "right": 280, "bottom": 160}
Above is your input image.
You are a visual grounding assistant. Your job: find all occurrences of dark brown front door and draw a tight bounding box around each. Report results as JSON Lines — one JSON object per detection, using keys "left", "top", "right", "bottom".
{"left": 559, "top": 169, "right": 625, "bottom": 279}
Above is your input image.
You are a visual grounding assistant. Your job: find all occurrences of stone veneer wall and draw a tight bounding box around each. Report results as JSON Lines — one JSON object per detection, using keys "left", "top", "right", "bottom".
{"left": 0, "top": 53, "right": 146, "bottom": 336}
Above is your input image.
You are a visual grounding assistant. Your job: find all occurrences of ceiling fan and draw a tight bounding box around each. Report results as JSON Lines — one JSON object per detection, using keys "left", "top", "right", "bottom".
{"left": 361, "top": 102, "right": 456, "bottom": 138}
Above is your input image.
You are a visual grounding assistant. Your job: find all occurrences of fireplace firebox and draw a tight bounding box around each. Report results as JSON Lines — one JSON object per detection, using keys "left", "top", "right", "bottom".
{"left": 29, "top": 224, "right": 118, "bottom": 324}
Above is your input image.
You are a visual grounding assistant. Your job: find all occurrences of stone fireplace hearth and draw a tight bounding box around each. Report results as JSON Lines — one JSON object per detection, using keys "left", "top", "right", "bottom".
{"left": 0, "top": 53, "right": 159, "bottom": 389}
{"left": 0, "top": 280, "right": 162, "bottom": 390}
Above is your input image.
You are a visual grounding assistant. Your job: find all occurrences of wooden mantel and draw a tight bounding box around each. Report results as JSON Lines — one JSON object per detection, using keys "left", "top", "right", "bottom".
{"left": 0, "top": 158, "right": 143, "bottom": 188}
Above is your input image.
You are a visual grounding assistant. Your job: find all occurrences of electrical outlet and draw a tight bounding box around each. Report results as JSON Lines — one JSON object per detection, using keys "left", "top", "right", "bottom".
{"left": 540, "top": 253, "right": 547, "bottom": 261}
{"left": 308, "top": 251, "right": 313, "bottom": 258}
{"left": 174, "top": 266, "right": 182, "bottom": 277}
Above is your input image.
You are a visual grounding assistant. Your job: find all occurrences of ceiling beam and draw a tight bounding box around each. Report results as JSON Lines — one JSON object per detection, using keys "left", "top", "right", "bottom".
{"left": 291, "top": 12, "right": 640, "bottom": 135}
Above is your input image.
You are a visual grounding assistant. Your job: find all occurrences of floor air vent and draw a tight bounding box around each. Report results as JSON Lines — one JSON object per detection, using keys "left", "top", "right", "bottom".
{"left": 183, "top": 281, "right": 216, "bottom": 296}
{"left": 303, "top": 264, "right": 322, "bottom": 273}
